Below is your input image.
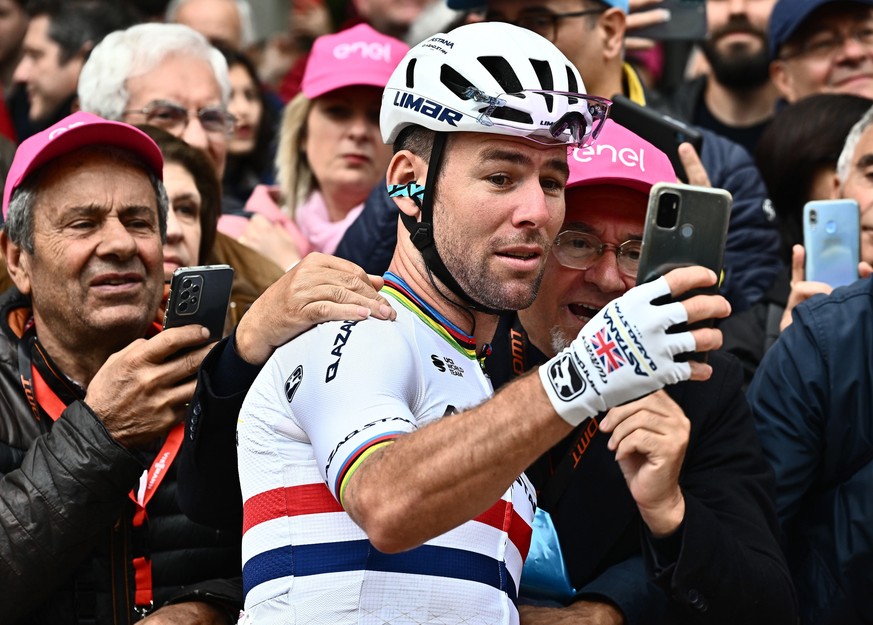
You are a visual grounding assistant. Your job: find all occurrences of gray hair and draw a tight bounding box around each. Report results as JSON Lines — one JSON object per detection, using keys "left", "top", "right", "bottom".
{"left": 837, "top": 104, "right": 873, "bottom": 187}
{"left": 164, "top": 0, "right": 257, "bottom": 48}
{"left": 77, "top": 22, "right": 231, "bottom": 121}
{"left": 5, "top": 146, "right": 169, "bottom": 254}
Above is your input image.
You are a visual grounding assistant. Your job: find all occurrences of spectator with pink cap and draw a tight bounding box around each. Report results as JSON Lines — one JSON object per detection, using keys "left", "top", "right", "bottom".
{"left": 0, "top": 111, "right": 241, "bottom": 623}
{"left": 219, "top": 23, "right": 409, "bottom": 270}
{"left": 486, "top": 121, "right": 796, "bottom": 624}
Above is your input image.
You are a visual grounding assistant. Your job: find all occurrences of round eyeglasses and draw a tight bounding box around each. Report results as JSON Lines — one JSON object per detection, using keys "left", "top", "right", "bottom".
{"left": 552, "top": 230, "right": 641, "bottom": 277}
{"left": 124, "top": 100, "right": 236, "bottom": 136}
{"left": 780, "top": 22, "right": 873, "bottom": 62}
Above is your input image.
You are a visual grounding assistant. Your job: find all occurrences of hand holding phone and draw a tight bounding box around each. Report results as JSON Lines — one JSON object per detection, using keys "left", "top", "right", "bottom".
{"left": 803, "top": 199, "right": 860, "bottom": 288}
{"left": 163, "top": 264, "right": 235, "bottom": 341}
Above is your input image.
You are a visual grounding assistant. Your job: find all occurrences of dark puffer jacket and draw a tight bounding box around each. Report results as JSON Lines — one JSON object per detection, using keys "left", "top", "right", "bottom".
{"left": 0, "top": 288, "right": 242, "bottom": 624}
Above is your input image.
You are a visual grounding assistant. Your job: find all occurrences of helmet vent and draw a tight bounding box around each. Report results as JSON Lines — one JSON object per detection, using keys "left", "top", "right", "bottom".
{"left": 565, "top": 66, "right": 579, "bottom": 94}
{"left": 477, "top": 56, "right": 523, "bottom": 94}
{"left": 529, "top": 59, "right": 554, "bottom": 90}
{"left": 405, "top": 58, "right": 417, "bottom": 89}
{"left": 441, "top": 65, "right": 477, "bottom": 100}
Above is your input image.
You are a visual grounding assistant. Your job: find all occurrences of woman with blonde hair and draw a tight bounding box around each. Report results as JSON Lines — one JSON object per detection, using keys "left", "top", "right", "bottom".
{"left": 219, "top": 23, "right": 408, "bottom": 270}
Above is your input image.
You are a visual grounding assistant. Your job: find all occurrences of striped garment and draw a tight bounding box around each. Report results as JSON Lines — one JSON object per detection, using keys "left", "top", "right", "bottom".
{"left": 237, "top": 273, "right": 535, "bottom": 624}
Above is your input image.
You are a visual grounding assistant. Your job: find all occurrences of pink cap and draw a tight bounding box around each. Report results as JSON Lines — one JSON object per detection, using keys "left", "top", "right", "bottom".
{"left": 301, "top": 23, "right": 410, "bottom": 100}
{"left": 567, "top": 119, "right": 676, "bottom": 193}
{"left": 2, "top": 111, "right": 164, "bottom": 220}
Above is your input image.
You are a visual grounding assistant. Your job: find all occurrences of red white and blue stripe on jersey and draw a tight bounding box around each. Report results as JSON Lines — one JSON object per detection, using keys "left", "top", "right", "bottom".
{"left": 242, "top": 472, "right": 533, "bottom": 602}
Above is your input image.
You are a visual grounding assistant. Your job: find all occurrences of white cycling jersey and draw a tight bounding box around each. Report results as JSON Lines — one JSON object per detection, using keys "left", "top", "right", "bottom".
{"left": 237, "top": 273, "right": 536, "bottom": 625}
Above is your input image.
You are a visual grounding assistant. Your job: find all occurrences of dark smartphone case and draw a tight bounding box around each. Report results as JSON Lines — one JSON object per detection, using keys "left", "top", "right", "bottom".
{"left": 636, "top": 182, "right": 732, "bottom": 361}
{"left": 631, "top": 0, "right": 707, "bottom": 41}
{"left": 163, "top": 264, "right": 235, "bottom": 341}
{"left": 608, "top": 95, "right": 703, "bottom": 183}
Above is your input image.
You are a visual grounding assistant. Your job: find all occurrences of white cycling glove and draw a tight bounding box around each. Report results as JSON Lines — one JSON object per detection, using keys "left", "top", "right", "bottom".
{"left": 538, "top": 276, "right": 695, "bottom": 426}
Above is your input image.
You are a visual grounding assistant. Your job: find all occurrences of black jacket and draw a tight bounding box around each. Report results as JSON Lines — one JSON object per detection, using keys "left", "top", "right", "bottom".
{"left": 0, "top": 288, "right": 241, "bottom": 624}
{"left": 488, "top": 315, "right": 797, "bottom": 625}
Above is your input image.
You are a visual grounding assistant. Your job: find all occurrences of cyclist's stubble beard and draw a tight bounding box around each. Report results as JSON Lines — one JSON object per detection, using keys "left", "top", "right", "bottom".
{"left": 430, "top": 195, "right": 550, "bottom": 313}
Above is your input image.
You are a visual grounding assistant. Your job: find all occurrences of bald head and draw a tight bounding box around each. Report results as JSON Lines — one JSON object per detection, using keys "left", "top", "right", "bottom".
{"left": 173, "top": 0, "right": 243, "bottom": 48}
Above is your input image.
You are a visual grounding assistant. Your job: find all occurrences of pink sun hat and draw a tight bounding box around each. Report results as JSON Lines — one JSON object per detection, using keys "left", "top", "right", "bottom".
{"left": 567, "top": 118, "right": 677, "bottom": 193}
{"left": 301, "top": 23, "right": 410, "bottom": 100}
{"left": 2, "top": 111, "right": 163, "bottom": 220}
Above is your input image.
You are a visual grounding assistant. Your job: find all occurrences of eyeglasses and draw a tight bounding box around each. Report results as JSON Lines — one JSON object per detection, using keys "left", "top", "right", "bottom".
{"left": 552, "top": 230, "right": 642, "bottom": 276}
{"left": 486, "top": 7, "right": 607, "bottom": 42}
{"left": 123, "top": 100, "right": 236, "bottom": 135}
{"left": 780, "top": 23, "right": 873, "bottom": 61}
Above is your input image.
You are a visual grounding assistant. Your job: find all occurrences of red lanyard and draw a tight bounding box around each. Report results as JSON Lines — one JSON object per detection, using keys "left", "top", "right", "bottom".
{"left": 129, "top": 423, "right": 184, "bottom": 609}
{"left": 17, "top": 322, "right": 184, "bottom": 611}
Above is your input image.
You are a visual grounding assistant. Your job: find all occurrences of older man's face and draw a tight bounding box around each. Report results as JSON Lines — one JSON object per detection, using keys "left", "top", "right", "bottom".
{"left": 771, "top": 3, "right": 873, "bottom": 102}
{"left": 519, "top": 184, "right": 646, "bottom": 357}
{"left": 13, "top": 150, "right": 164, "bottom": 354}
{"left": 838, "top": 124, "right": 873, "bottom": 264}
{"left": 123, "top": 54, "right": 229, "bottom": 177}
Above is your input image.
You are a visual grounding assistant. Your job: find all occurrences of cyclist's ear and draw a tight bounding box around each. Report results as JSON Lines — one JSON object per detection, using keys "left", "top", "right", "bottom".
{"left": 387, "top": 150, "right": 428, "bottom": 218}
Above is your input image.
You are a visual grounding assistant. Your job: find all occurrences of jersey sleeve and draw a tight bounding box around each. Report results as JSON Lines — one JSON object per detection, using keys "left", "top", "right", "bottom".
{"left": 241, "top": 317, "right": 422, "bottom": 503}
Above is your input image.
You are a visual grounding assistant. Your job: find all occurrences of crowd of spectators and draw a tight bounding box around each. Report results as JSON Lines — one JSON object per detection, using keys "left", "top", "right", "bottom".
{"left": 1, "top": 0, "right": 873, "bottom": 623}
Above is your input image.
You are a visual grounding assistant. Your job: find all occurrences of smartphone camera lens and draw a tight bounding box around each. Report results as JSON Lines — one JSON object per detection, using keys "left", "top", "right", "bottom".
{"left": 182, "top": 278, "right": 192, "bottom": 289}
{"left": 192, "top": 284, "right": 200, "bottom": 292}
{"left": 180, "top": 290, "right": 190, "bottom": 300}
{"left": 656, "top": 192, "right": 680, "bottom": 228}
{"left": 809, "top": 209, "right": 818, "bottom": 226}
{"left": 190, "top": 296, "right": 198, "bottom": 305}
{"left": 179, "top": 302, "right": 188, "bottom": 313}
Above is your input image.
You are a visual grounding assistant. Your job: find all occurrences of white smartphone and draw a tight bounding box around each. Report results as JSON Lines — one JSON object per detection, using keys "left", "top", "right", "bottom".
{"left": 803, "top": 199, "right": 860, "bottom": 288}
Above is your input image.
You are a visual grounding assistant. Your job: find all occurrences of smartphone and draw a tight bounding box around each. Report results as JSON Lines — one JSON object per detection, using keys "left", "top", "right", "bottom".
{"left": 803, "top": 199, "right": 860, "bottom": 288}
{"left": 631, "top": 0, "right": 707, "bottom": 41}
{"left": 607, "top": 95, "right": 703, "bottom": 183}
{"left": 163, "top": 264, "right": 235, "bottom": 341}
{"left": 636, "top": 182, "right": 731, "bottom": 361}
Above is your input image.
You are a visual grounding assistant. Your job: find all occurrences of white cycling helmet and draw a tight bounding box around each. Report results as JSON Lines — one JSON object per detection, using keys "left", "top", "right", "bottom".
{"left": 381, "top": 21, "right": 610, "bottom": 147}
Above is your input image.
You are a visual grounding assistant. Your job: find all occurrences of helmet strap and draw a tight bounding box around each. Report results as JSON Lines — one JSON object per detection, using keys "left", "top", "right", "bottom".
{"left": 399, "top": 132, "right": 507, "bottom": 316}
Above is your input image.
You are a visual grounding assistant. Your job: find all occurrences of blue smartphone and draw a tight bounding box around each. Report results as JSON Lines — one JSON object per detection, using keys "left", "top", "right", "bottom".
{"left": 803, "top": 199, "right": 860, "bottom": 288}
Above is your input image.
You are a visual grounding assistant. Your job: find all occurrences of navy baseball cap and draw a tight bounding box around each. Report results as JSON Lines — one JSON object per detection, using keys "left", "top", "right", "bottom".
{"left": 769, "top": 0, "right": 873, "bottom": 60}
{"left": 446, "top": 0, "right": 630, "bottom": 12}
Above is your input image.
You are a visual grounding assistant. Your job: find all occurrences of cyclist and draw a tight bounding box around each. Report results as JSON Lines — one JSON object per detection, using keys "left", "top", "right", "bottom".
{"left": 236, "top": 21, "right": 729, "bottom": 624}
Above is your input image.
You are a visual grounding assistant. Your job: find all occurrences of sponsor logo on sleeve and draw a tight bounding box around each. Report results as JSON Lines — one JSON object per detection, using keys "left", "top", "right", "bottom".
{"left": 325, "top": 320, "right": 361, "bottom": 383}
{"left": 285, "top": 365, "right": 303, "bottom": 403}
